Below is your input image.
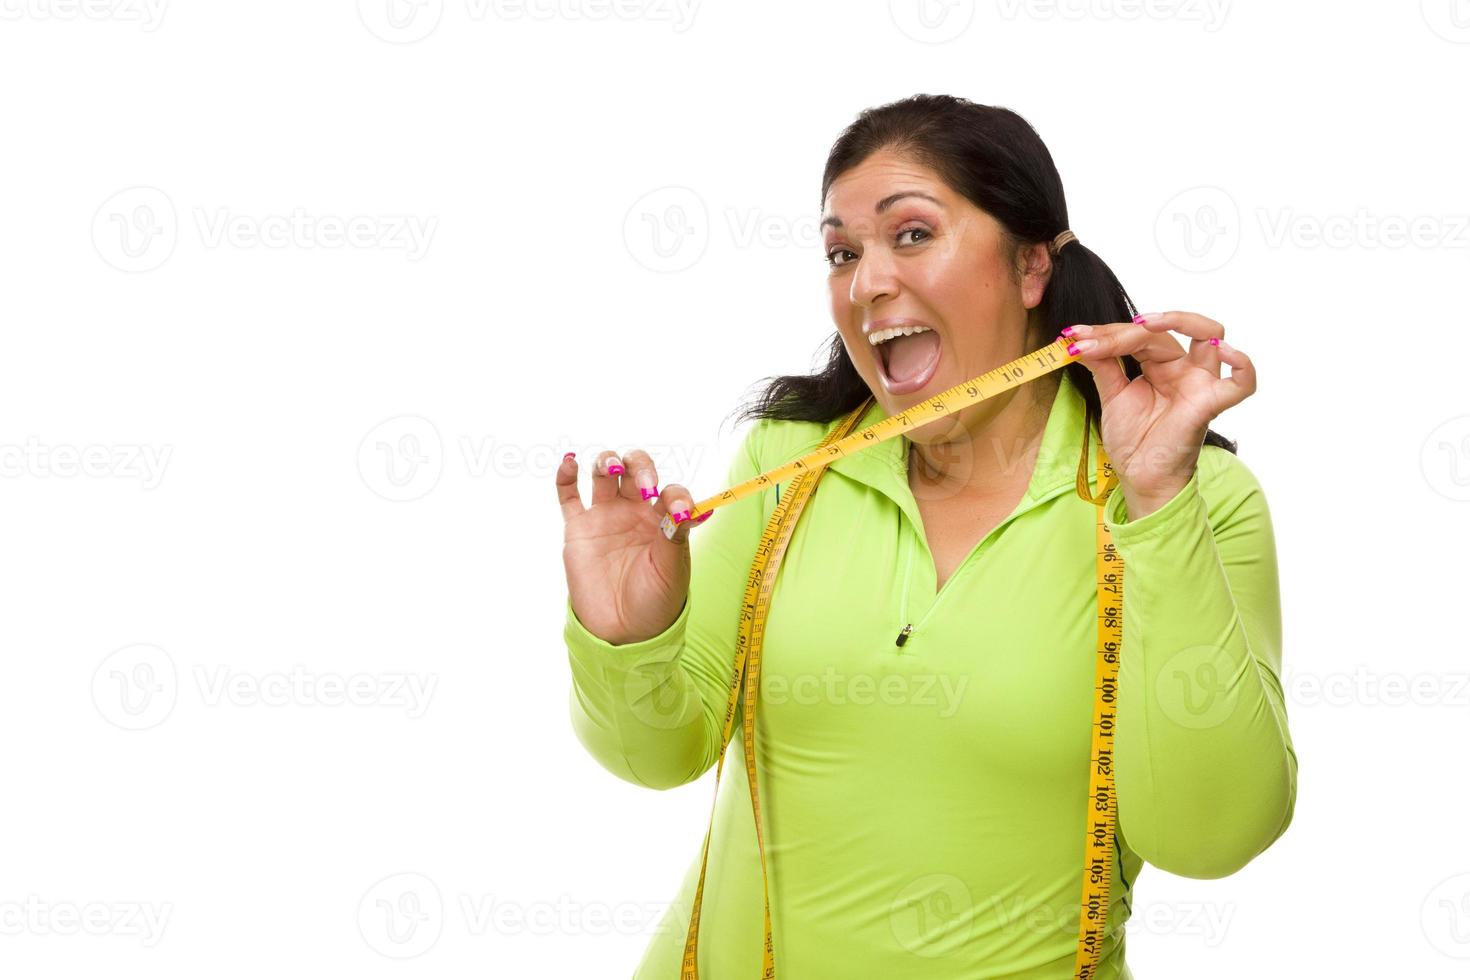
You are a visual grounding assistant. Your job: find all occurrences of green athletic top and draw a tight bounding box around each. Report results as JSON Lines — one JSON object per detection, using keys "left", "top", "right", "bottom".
{"left": 564, "top": 370, "right": 1297, "bottom": 979}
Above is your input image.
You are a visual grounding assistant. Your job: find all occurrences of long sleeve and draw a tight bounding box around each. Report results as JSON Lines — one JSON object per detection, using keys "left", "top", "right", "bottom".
{"left": 1101, "top": 445, "right": 1298, "bottom": 879}
{"left": 564, "top": 420, "right": 775, "bottom": 790}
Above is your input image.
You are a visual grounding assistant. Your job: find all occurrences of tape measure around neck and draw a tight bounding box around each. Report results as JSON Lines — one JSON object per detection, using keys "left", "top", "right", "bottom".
{"left": 676, "top": 338, "right": 1123, "bottom": 979}
{"left": 660, "top": 336, "right": 1102, "bottom": 542}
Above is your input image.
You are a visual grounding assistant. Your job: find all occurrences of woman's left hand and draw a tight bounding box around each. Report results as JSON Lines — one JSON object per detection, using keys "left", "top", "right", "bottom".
{"left": 1061, "top": 310, "right": 1257, "bottom": 520}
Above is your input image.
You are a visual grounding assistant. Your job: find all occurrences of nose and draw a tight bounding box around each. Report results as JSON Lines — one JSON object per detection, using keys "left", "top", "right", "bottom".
{"left": 849, "top": 248, "right": 898, "bottom": 309}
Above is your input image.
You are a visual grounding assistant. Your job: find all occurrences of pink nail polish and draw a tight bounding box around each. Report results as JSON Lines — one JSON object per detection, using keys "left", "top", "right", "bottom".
{"left": 694, "top": 511, "right": 711, "bottom": 524}
{"left": 671, "top": 510, "right": 690, "bottom": 524}
{"left": 608, "top": 463, "right": 625, "bottom": 476}
{"left": 1132, "top": 315, "right": 1147, "bottom": 324}
{"left": 1060, "top": 326, "right": 1075, "bottom": 338}
{"left": 1067, "top": 342, "right": 1080, "bottom": 356}
{"left": 640, "top": 486, "right": 660, "bottom": 500}
{"left": 563, "top": 452, "right": 576, "bottom": 460}
{"left": 1208, "top": 337, "right": 1220, "bottom": 346}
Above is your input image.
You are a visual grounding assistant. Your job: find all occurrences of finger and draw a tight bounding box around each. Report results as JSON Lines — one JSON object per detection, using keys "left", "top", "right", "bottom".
{"left": 555, "top": 452, "right": 584, "bottom": 522}
{"left": 1074, "top": 355, "right": 1127, "bottom": 405}
{"left": 591, "top": 449, "right": 625, "bottom": 505}
{"left": 1065, "top": 342, "right": 1131, "bottom": 404}
{"left": 1213, "top": 339, "right": 1257, "bottom": 407}
{"left": 1133, "top": 310, "right": 1225, "bottom": 347}
{"left": 616, "top": 448, "right": 661, "bottom": 502}
{"left": 1136, "top": 310, "right": 1226, "bottom": 375}
{"left": 1186, "top": 334, "right": 1223, "bottom": 375}
{"left": 653, "top": 482, "right": 698, "bottom": 545}
{"left": 1064, "top": 319, "right": 1186, "bottom": 368}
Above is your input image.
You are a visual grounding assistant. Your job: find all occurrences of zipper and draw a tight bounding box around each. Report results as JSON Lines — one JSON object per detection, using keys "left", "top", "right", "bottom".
{"left": 894, "top": 528, "right": 918, "bottom": 647}
{"left": 893, "top": 481, "right": 1079, "bottom": 650}
{"left": 895, "top": 515, "right": 980, "bottom": 649}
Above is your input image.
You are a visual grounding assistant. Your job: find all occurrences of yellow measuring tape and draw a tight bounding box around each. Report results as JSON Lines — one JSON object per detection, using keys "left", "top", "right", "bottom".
{"left": 665, "top": 337, "right": 1123, "bottom": 979}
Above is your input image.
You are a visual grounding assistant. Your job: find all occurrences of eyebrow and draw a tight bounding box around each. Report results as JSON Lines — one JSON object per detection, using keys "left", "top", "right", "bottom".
{"left": 820, "top": 191, "right": 944, "bottom": 231}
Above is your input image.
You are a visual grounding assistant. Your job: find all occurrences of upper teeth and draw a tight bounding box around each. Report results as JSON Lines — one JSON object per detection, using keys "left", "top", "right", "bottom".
{"left": 868, "top": 325, "right": 932, "bottom": 347}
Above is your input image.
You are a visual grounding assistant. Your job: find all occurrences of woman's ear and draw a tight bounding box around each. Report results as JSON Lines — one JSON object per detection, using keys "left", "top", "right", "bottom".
{"left": 1018, "top": 241, "right": 1053, "bottom": 310}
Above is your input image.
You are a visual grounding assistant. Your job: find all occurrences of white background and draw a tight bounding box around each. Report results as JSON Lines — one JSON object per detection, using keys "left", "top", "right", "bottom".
{"left": 1, "top": 1, "right": 1467, "bottom": 977}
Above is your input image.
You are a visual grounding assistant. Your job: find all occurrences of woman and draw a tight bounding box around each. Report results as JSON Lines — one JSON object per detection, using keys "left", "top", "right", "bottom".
{"left": 554, "top": 94, "right": 1296, "bottom": 979}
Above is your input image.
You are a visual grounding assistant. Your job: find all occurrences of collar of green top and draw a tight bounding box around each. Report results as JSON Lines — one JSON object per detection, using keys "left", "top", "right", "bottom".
{"left": 816, "top": 369, "right": 1103, "bottom": 513}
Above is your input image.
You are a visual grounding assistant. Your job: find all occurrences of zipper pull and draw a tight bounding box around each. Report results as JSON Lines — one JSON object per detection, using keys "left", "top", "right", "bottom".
{"left": 895, "top": 624, "right": 913, "bottom": 647}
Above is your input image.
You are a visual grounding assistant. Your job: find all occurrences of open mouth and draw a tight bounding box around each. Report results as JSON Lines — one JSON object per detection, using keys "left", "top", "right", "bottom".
{"left": 874, "top": 327, "right": 943, "bottom": 396}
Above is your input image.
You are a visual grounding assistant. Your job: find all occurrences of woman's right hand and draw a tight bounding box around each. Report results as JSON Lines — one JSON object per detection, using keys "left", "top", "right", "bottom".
{"left": 556, "top": 448, "right": 706, "bottom": 646}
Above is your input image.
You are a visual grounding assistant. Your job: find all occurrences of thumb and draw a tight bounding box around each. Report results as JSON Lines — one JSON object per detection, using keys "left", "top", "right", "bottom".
{"left": 1069, "top": 344, "right": 1130, "bottom": 404}
{"left": 655, "top": 484, "right": 706, "bottom": 545}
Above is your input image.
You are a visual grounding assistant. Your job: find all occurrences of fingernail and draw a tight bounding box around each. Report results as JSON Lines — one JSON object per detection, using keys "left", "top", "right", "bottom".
{"left": 607, "top": 459, "right": 625, "bottom": 476}
{"left": 670, "top": 509, "right": 691, "bottom": 524}
{"left": 693, "top": 511, "right": 711, "bottom": 524}
{"left": 1067, "top": 340, "right": 1098, "bottom": 355}
{"left": 637, "top": 471, "right": 659, "bottom": 500}
{"left": 1208, "top": 337, "right": 1220, "bottom": 347}
{"left": 563, "top": 452, "right": 576, "bottom": 460}
{"left": 1060, "top": 326, "right": 1075, "bottom": 338}
{"left": 1132, "top": 315, "right": 1147, "bottom": 324}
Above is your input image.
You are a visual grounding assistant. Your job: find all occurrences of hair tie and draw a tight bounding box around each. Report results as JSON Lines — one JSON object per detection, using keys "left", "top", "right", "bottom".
{"left": 1049, "top": 229, "right": 1078, "bottom": 256}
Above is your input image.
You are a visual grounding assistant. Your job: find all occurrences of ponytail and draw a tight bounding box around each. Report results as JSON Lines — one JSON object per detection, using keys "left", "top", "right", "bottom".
{"left": 1043, "top": 239, "right": 1238, "bottom": 458}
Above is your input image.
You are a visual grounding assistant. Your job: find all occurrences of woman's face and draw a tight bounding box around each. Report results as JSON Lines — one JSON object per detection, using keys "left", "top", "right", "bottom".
{"left": 821, "top": 148, "right": 1052, "bottom": 445}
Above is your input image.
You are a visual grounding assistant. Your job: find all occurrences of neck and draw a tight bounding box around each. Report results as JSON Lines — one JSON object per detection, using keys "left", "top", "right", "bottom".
{"left": 907, "top": 373, "right": 1060, "bottom": 501}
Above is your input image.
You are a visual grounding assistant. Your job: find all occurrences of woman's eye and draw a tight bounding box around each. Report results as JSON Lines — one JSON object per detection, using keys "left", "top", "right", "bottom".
{"left": 825, "top": 228, "right": 930, "bottom": 268}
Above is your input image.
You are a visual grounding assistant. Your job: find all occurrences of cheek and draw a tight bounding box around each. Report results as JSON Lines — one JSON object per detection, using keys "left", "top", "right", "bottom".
{"left": 936, "top": 261, "right": 1011, "bottom": 324}
{"left": 911, "top": 245, "right": 997, "bottom": 304}
{"left": 837, "top": 325, "right": 872, "bottom": 366}
{"left": 826, "top": 281, "right": 850, "bottom": 321}
{"left": 828, "top": 289, "right": 866, "bottom": 343}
